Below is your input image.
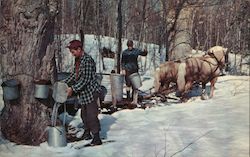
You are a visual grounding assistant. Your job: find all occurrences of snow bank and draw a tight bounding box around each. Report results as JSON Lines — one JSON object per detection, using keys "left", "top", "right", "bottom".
{"left": 57, "top": 34, "right": 162, "bottom": 73}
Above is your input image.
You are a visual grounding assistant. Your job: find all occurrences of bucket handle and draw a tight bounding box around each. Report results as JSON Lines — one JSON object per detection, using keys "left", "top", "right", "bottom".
{"left": 53, "top": 126, "right": 64, "bottom": 135}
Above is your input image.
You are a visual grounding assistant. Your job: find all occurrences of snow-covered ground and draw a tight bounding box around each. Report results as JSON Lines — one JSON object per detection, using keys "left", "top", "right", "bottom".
{"left": 0, "top": 75, "right": 249, "bottom": 157}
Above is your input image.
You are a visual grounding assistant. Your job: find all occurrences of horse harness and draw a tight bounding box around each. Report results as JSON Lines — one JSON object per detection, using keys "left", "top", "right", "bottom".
{"left": 200, "top": 52, "right": 225, "bottom": 83}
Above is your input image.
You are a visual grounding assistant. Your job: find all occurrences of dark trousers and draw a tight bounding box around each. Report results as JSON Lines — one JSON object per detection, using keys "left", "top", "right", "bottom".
{"left": 81, "top": 92, "right": 100, "bottom": 134}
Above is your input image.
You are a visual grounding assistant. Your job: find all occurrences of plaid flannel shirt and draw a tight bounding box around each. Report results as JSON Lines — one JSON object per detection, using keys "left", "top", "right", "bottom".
{"left": 64, "top": 54, "right": 101, "bottom": 105}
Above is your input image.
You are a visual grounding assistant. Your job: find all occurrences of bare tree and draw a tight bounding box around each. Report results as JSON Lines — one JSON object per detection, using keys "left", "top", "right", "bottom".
{"left": 191, "top": 0, "right": 249, "bottom": 53}
{"left": 160, "top": 0, "right": 189, "bottom": 61}
{"left": 77, "top": 0, "right": 91, "bottom": 45}
{"left": 117, "top": 0, "right": 123, "bottom": 73}
{"left": 0, "top": 0, "right": 59, "bottom": 145}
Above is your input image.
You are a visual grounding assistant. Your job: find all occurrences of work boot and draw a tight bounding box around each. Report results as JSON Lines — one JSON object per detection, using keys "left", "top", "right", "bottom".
{"left": 90, "top": 133, "right": 102, "bottom": 146}
{"left": 82, "top": 130, "right": 92, "bottom": 140}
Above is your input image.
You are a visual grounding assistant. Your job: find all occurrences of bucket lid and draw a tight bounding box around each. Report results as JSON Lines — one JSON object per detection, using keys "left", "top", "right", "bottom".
{"left": 1, "top": 79, "right": 20, "bottom": 87}
{"left": 52, "top": 82, "right": 68, "bottom": 103}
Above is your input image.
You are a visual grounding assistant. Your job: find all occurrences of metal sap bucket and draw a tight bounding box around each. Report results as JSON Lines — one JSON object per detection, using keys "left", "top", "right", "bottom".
{"left": 110, "top": 73, "right": 124, "bottom": 102}
{"left": 47, "top": 126, "right": 67, "bottom": 147}
{"left": 1, "top": 79, "right": 20, "bottom": 100}
{"left": 128, "top": 73, "right": 142, "bottom": 89}
{"left": 34, "top": 80, "right": 51, "bottom": 99}
{"left": 98, "top": 73, "right": 112, "bottom": 102}
{"left": 57, "top": 72, "right": 71, "bottom": 81}
{"left": 52, "top": 82, "right": 68, "bottom": 103}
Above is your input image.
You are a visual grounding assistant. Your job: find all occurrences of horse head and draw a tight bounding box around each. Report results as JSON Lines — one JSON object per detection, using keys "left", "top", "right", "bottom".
{"left": 207, "top": 46, "right": 228, "bottom": 69}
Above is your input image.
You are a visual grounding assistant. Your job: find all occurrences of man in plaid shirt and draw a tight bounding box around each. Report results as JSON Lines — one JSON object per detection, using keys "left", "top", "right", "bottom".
{"left": 64, "top": 40, "right": 102, "bottom": 146}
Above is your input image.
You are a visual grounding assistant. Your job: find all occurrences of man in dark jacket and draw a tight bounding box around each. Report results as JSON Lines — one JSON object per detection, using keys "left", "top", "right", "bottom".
{"left": 121, "top": 40, "right": 147, "bottom": 105}
{"left": 64, "top": 40, "right": 102, "bottom": 146}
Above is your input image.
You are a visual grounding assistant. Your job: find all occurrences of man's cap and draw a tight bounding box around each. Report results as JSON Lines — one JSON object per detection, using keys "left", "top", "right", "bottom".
{"left": 66, "top": 40, "right": 82, "bottom": 49}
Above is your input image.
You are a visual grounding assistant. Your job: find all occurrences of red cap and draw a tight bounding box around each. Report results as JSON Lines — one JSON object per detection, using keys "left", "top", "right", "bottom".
{"left": 66, "top": 40, "right": 82, "bottom": 49}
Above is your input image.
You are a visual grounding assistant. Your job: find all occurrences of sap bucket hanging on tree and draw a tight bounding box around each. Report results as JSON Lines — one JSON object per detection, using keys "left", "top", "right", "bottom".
{"left": 1, "top": 79, "right": 20, "bottom": 101}
{"left": 128, "top": 73, "right": 142, "bottom": 89}
{"left": 34, "top": 80, "right": 51, "bottom": 99}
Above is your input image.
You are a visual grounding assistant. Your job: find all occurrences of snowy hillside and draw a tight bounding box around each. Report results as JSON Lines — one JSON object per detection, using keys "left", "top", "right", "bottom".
{"left": 0, "top": 75, "right": 249, "bottom": 157}
{"left": 58, "top": 34, "right": 249, "bottom": 75}
{"left": 57, "top": 34, "right": 162, "bottom": 73}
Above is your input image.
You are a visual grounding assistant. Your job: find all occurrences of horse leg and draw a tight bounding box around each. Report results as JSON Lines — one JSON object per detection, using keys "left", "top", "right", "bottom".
{"left": 201, "top": 83, "right": 209, "bottom": 100}
{"left": 183, "top": 81, "right": 194, "bottom": 102}
{"left": 155, "top": 82, "right": 169, "bottom": 102}
{"left": 176, "top": 62, "right": 190, "bottom": 102}
{"left": 178, "top": 81, "right": 192, "bottom": 102}
{"left": 158, "top": 82, "right": 167, "bottom": 93}
{"left": 209, "top": 77, "right": 218, "bottom": 98}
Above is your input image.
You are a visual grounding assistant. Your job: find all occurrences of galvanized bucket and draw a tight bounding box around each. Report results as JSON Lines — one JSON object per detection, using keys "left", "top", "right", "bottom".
{"left": 110, "top": 73, "right": 124, "bottom": 102}
{"left": 34, "top": 84, "right": 49, "bottom": 99}
{"left": 98, "top": 73, "right": 112, "bottom": 102}
{"left": 34, "top": 80, "right": 51, "bottom": 99}
{"left": 128, "top": 73, "right": 142, "bottom": 89}
{"left": 98, "top": 73, "right": 124, "bottom": 102}
{"left": 1, "top": 79, "right": 20, "bottom": 100}
{"left": 47, "top": 126, "right": 67, "bottom": 147}
{"left": 52, "top": 82, "right": 68, "bottom": 103}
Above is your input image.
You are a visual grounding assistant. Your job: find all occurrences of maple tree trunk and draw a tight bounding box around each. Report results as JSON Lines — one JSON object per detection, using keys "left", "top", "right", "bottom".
{"left": 0, "top": 0, "right": 59, "bottom": 145}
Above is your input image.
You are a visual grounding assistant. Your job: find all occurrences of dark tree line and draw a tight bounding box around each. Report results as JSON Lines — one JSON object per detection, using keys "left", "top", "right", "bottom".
{"left": 59, "top": 0, "right": 249, "bottom": 60}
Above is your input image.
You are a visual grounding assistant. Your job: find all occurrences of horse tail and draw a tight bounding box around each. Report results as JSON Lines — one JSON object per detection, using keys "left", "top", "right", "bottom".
{"left": 177, "top": 62, "right": 186, "bottom": 93}
{"left": 154, "top": 67, "right": 161, "bottom": 93}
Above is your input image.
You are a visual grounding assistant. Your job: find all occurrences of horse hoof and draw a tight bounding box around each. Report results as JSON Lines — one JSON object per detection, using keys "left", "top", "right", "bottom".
{"left": 180, "top": 98, "right": 188, "bottom": 103}
{"left": 160, "top": 97, "right": 167, "bottom": 102}
{"left": 201, "top": 94, "right": 209, "bottom": 100}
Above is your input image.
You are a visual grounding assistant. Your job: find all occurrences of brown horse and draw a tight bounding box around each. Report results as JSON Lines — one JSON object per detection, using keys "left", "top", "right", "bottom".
{"left": 154, "top": 60, "right": 181, "bottom": 95}
{"left": 154, "top": 46, "right": 228, "bottom": 102}
{"left": 177, "top": 46, "right": 228, "bottom": 101}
